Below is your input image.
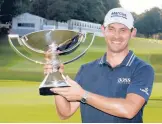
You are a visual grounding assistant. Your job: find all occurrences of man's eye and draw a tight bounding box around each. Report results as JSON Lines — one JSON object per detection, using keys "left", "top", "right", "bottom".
{"left": 121, "top": 29, "right": 126, "bottom": 32}
{"left": 109, "top": 28, "right": 114, "bottom": 31}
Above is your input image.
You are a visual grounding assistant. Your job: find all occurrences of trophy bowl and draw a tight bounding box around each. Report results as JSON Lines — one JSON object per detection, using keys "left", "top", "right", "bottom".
{"left": 8, "top": 29, "right": 95, "bottom": 95}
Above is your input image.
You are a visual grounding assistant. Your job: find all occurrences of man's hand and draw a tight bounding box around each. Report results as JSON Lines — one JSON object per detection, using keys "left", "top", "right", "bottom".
{"left": 50, "top": 76, "right": 85, "bottom": 102}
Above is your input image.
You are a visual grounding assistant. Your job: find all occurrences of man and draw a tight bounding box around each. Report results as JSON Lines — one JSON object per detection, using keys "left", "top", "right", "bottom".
{"left": 44, "top": 8, "right": 154, "bottom": 123}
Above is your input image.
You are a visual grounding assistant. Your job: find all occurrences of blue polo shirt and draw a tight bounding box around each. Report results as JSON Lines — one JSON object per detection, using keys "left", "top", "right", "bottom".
{"left": 75, "top": 50, "right": 154, "bottom": 123}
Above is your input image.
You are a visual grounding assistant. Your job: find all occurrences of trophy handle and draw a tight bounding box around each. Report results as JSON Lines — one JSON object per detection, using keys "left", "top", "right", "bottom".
{"left": 8, "top": 34, "right": 44, "bottom": 65}
{"left": 63, "top": 33, "right": 96, "bottom": 65}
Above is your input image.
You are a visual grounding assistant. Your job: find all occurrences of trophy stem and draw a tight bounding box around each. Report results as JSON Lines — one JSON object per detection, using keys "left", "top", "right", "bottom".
{"left": 39, "top": 71, "right": 70, "bottom": 95}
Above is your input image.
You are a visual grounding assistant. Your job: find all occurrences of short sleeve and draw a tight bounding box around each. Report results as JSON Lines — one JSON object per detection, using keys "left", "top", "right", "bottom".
{"left": 74, "top": 65, "right": 84, "bottom": 85}
{"left": 127, "top": 65, "right": 154, "bottom": 101}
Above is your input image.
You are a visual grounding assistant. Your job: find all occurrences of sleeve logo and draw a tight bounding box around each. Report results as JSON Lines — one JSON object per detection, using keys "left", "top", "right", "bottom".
{"left": 140, "top": 88, "right": 149, "bottom": 96}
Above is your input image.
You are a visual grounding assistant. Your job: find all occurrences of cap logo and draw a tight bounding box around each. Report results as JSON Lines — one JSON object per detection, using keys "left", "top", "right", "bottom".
{"left": 111, "top": 12, "right": 127, "bottom": 19}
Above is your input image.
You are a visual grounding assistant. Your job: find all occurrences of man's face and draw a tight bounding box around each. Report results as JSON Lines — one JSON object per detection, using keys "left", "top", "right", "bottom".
{"left": 102, "top": 23, "right": 134, "bottom": 53}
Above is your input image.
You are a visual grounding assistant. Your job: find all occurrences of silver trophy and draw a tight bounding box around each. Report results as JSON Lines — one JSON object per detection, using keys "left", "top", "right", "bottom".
{"left": 8, "top": 29, "right": 95, "bottom": 95}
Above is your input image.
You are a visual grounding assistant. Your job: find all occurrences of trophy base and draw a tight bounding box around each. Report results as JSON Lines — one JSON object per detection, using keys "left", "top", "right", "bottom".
{"left": 39, "top": 86, "right": 70, "bottom": 95}
{"left": 39, "top": 87, "right": 56, "bottom": 95}
{"left": 39, "top": 80, "right": 70, "bottom": 95}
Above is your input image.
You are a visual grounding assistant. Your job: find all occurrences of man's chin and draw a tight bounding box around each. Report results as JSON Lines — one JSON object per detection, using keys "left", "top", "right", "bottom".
{"left": 108, "top": 48, "right": 126, "bottom": 53}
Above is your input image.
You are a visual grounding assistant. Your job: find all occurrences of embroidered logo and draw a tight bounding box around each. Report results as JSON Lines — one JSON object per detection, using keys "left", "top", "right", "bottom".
{"left": 118, "top": 78, "right": 131, "bottom": 84}
{"left": 140, "top": 88, "right": 149, "bottom": 96}
{"left": 111, "top": 12, "right": 127, "bottom": 19}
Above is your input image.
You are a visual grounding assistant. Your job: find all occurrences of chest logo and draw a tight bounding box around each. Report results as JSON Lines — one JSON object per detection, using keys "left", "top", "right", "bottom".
{"left": 118, "top": 78, "right": 131, "bottom": 84}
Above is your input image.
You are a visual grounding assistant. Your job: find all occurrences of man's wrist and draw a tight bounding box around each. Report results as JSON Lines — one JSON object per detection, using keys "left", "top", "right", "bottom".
{"left": 80, "top": 90, "right": 89, "bottom": 104}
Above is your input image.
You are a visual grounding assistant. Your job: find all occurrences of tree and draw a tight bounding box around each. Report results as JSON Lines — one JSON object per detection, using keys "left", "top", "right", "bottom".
{"left": 131, "top": 12, "right": 138, "bottom": 23}
{"left": 14, "top": 0, "right": 32, "bottom": 16}
{"left": 29, "top": 0, "right": 121, "bottom": 23}
{"left": 30, "top": 0, "right": 48, "bottom": 18}
{"left": 74, "top": 0, "right": 106, "bottom": 23}
{"left": 102, "top": 0, "right": 120, "bottom": 13}
{"left": 0, "top": 0, "right": 15, "bottom": 22}
{"left": 0, "top": 0, "right": 4, "bottom": 13}
{"left": 135, "top": 7, "right": 162, "bottom": 37}
{"left": 1, "top": 0, "right": 31, "bottom": 22}
{"left": 46, "top": 0, "right": 71, "bottom": 21}
{"left": 74, "top": 0, "right": 121, "bottom": 23}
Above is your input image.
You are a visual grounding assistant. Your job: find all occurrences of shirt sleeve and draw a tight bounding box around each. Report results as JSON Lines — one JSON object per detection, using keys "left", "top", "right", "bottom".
{"left": 74, "top": 65, "right": 85, "bottom": 86}
{"left": 127, "top": 65, "right": 155, "bottom": 101}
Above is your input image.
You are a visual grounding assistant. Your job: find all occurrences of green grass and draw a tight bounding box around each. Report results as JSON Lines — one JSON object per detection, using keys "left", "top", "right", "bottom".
{"left": 0, "top": 80, "right": 162, "bottom": 123}
{"left": 0, "top": 80, "right": 81, "bottom": 123}
{"left": 0, "top": 35, "right": 162, "bottom": 122}
{"left": 144, "top": 100, "right": 162, "bottom": 123}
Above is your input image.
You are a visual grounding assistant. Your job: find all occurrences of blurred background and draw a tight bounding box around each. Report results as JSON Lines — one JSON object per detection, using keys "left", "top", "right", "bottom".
{"left": 0, "top": 0, "right": 162, "bottom": 123}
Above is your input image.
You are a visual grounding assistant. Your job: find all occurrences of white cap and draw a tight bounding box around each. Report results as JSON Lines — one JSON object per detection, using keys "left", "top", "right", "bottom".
{"left": 103, "top": 8, "right": 134, "bottom": 29}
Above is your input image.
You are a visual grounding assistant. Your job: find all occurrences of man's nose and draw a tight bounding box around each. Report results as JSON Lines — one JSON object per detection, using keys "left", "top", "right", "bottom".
{"left": 114, "top": 31, "right": 120, "bottom": 39}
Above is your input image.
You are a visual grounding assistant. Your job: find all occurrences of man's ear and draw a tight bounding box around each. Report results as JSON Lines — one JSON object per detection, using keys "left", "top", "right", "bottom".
{"left": 131, "top": 28, "right": 137, "bottom": 38}
{"left": 101, "top": 25, "right": 105, "bottom": 35}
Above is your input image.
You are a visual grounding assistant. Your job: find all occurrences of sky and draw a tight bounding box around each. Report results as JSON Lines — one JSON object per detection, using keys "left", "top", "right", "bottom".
{"left": 120, "top": 0, "right": 162, "bottom": 14}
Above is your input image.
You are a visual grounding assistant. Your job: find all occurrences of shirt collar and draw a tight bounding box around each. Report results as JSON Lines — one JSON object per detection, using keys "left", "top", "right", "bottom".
{"left": 99, "top": 50, "right": 136, "bottom": 67}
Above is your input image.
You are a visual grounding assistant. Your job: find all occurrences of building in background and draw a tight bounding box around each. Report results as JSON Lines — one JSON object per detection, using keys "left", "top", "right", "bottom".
{"left": 11, "top": 13, "right": 47, "bottom": 36}
{"left": 11, "top": 13, "right": 103, "bottom": 36}
{"left": 68, "top": 19, "right": 101, "bottom": 36}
